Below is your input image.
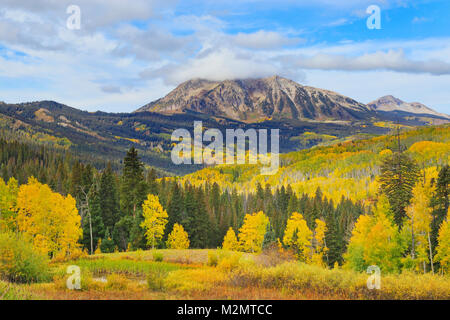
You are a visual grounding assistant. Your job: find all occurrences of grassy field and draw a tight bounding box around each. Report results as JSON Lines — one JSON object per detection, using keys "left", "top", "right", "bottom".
{"left": 1, "top": 249, "right": 450, "bottom": 300}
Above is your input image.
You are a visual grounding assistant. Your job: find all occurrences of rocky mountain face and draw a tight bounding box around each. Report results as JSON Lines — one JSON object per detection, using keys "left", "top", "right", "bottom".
{"left": 136, "top": 76, "right": 373, "bottom": 122}
{"left": 368, "top": 95, "right": 449, "bottom": 119}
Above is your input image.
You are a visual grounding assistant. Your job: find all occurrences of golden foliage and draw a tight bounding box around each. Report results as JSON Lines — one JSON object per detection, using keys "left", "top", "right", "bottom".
{"left": 238, "top": 211, "right": 269, "bottom": 253}
{"left": 166, "top": 223, "right": 190, "bottom": 249}
{"left": 222, "top": 227, "right": 239, "bottom": 251}
{"left": 140, "top": 194, "right": 168, "bottom": 249}
{"left": 16, "top": 177, "right": 82, "bottom": 259}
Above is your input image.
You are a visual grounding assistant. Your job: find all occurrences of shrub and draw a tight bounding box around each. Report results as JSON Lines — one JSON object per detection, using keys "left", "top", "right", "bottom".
{"left": 217, "top": 252, "right": 243, "bottom": 271}
{"left": 207, "top": 251, "right": 218, "bottom": 267}
{"left": 164, "top": 268, "right": 227, "bottom": 292}
{"left": 0, "top": 231, "right": 50, "bottom": 283}
{"left": 153, "top": 251, "right": 164, "bottom": 262}
{"left": 147, "top": 269, "right": 167, "bottom": 291}
{"left": 106, "top": 274, "right": 129, "bottom": 291}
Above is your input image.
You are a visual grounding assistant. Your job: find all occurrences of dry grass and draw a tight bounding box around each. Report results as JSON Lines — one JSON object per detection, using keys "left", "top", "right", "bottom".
{"left": 3, "top": 249, "right": 450, "bottom": 300}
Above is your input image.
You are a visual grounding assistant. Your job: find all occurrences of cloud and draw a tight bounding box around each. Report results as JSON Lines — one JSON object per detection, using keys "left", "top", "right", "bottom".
{"left": 231, "top": 30, "right": 304, "bottom": 50}
{"left": 0, "top": 0, "right": 448, "bottom": 114}
{"left": 0, "top": 0, "right": 176, "bottom": 29}
{"left": 140, "top": 48, "right": 305, "bottom": 85}
{"left": 113, "top": 24, "right": 195, "bottom": 61}
{"left": 284, "top": 50, "right": 450, "bottom": 75}
{"left": 100, "top": 85, "right": 122, "bottom": 94}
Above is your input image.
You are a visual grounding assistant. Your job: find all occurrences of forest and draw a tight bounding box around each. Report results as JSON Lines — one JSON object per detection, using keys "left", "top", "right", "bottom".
{"left": 0, "top": 124, "right": 449, "bottom": 299}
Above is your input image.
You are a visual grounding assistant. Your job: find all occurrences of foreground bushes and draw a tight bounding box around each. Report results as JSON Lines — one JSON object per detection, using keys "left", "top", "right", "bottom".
{"left": 0, "top": 232, "right": 50, "bottom": 283}
{"left": 226, "top": 262, "right": 450, "bottom": 300}
{"left": 160, "top": 251, "right": 450, "bottom": 299}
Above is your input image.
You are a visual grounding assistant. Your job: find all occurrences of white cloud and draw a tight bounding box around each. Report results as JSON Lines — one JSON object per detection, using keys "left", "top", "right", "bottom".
{"left": 285, "top": 50, "right": 450, "bottom": 75}
{"left": 0, "top": 0, "right": 448, "bottom": 114}
{"left": 232, "top": 30, "right": 304, "bottom": 50}
{"left": 140, "top": 48, "right": 292, "bottom": 85}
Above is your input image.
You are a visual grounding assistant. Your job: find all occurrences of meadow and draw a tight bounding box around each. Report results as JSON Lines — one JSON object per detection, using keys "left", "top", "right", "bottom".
{"left": 2, "top": 248, "right": 450, "bottom": 300}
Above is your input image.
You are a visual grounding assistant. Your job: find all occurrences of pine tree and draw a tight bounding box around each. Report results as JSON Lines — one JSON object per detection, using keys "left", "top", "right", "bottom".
{"left": 99, "top": 163, "right": 120, "bottom": 231}
{"left": 379, "top": 152, "right": 420, "bottom": 228}
{"left": 189, "top": 187, "right": 210, "bottom": 248}
{"left": 120, "top": 147, "right": 148, "bottom": 217}
{"left": 166, "top": 181, "right": 184, "bottom": 240}
{"left": 101, "top": 228, "right": 116, "bottom": 253}
{"left": 431, "top": 165, "right": 450, "bottom": 251}
{"left": 262, "top": 222, "right": 276, "bottom": 249}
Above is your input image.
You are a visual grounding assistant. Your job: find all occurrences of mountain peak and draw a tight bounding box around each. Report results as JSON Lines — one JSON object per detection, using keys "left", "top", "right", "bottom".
{"left": 368, "top": 95, "right": 449, "bottom": 119}
{"left": 135, "top": 76, "right": 370, "bottom": 122}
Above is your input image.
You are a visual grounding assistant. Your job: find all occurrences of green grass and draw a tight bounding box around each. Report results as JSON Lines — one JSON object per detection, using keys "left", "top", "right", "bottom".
{"left": 0, "top": 281, "right": 40, "bottom": 300}
{"left": 73, "top": 258, "right": 186, "bottom": 276}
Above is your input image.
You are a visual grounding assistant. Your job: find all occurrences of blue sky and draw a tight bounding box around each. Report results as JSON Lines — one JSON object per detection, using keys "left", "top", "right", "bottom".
{"left": 0, "top": 0, "right": 450, "bottom": 114}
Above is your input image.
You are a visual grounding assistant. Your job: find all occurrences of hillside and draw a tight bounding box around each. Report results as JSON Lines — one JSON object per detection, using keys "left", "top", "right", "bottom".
{"left": 0, "top": 100, "right": 400, "bottom": 175}
{"left": 1, "top": 79, "right": 448, "bottom": 176}
{"left": 179, "top": 125, "right": 450, "bottom": 203}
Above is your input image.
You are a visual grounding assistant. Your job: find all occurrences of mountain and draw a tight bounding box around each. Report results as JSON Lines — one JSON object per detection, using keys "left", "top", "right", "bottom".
{"left": 135, "top": 76, "right": 373, "bottom": 122}
{"left": 1, "top": 78, "right": 448, "bottom": 176}
{"left": 368, "top": 95, "right": 449, "bottom": 119}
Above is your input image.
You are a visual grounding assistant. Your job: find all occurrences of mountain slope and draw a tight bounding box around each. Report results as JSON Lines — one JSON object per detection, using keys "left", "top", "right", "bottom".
{"left": 368, "top": 95, "right": 449, "bottom": 119}
{"left": 179, "top": 125, "right": 450, "bottom": 203}
{"left": 136, "top": 76, "right": 373, "bottom": 122}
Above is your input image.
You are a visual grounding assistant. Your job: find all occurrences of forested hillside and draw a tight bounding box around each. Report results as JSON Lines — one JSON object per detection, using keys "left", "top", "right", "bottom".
{"left": 1, "top": 98, "right": 447, "bottom": 176}
{"left": 1, "top": 124, "right": 449, "bottom": 275}
{"left": 182, "top": 125, "right": 450, "bottom": 204}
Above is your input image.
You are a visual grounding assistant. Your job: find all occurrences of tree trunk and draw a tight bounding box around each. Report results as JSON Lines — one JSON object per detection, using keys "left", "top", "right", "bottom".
{"left": 411, "top": 215, "right": 415, "bottom": 259}
{"left": 427, "top": 231, "right": 434, "bottom": 274}
{"left": 89, "top": 213, "right": 93, "bottom": 255}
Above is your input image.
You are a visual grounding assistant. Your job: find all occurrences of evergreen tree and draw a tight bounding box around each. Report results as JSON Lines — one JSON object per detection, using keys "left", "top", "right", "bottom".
{"left": 262, "top": 222, "right": 276, "bottom": 249}
{"left": 189, "top": 188, "right": 210, "bottom": 248}
{"left": 120, "top": 147, "right": 148, "bottom": 217}
{"left": 431, "top": 165, "right": 450, "bottom": 251}
{"left": 166, "top": 181, "right": 184, "bottom": 240}
{"left": 99, "top": 163, "right": 120, "bottom": 231}
{"left": 379, "top": 152, "right": 420, "bottom": 228}
{"left": 101, "top": 228, "right": 116, "bottom": 253}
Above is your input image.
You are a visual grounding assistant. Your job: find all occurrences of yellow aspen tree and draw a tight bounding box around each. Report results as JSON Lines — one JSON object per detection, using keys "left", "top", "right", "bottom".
{"left": 406, "top": 168, "right": 437, "bottom": 273}
{"left": 238, "top": 211, "right": 269, "bottom": 253}
{"left": 345, "top": 195, "right": 406, "bottom": 273}
{"left": 222, "top": 227, "right": 239, "bottom": 251}
{"left": 435, "top": 208, "right": 450, "bottom": 273}
{"left": 140, "top": 194, "right": 168, "bottom": 249}
{"left": 311, "top": 219, "right": 328, "bottom": 267}
{"left": 166, "top": 223, "right": 190, "bottom": 249}
{"left": 283, "top": 212, "right": 312, "bottom": 262}
{"left": 16, "top": 177, "right": 82, "bottom": 259}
